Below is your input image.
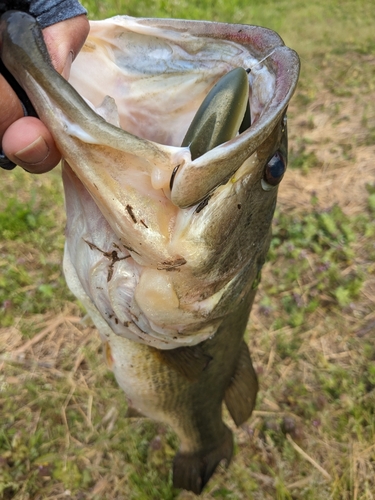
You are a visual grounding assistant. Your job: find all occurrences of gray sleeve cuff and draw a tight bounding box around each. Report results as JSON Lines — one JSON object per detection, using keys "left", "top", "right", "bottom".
{"left": 29, "top": 0, "right": 87, "bottom": 28}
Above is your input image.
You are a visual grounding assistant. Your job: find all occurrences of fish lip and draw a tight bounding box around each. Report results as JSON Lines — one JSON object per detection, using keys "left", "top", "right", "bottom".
{"left": 135, "top": 17, "right": 286, "bottom": 55}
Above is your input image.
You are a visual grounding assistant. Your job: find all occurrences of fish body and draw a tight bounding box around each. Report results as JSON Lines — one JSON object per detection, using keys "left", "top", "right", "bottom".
{"left": 0, "top": 12, "right": 299, "bottom": 493}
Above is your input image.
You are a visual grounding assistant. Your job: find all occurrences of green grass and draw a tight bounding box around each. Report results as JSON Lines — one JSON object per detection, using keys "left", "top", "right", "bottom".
{"left": 1, "top": 0, "right": 375, "bottom": 498}
{"left": 0, "top": 168, "right": 72, "bottom": 328}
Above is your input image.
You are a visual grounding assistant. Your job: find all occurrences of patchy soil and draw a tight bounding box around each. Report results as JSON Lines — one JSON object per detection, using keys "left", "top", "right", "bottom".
{"left": 1, "top": 49, "right": 374, "bottom": 500}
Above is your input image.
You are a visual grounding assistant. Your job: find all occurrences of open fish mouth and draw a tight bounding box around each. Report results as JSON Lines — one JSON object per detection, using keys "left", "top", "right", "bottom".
{"left": 0, "top": 13, "right": 299, "bottom": 350}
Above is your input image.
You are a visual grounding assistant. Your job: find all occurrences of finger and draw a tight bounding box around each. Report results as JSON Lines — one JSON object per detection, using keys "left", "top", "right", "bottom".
{"left": 0, "top": 15, "right": 89, "bottom": 173}
{"left": 43, "top": 14, "right": 90, "bottom": 77}
{"left": 2, "top": 116, "right": 61, "bottom": 173}
{"left": 0, "top": 74, "right": 24, "bottom": 143}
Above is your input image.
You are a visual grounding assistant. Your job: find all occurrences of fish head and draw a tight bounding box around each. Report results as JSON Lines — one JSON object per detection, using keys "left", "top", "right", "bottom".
{"left": 0, "top": 12, "right": 299, "bottom": 348}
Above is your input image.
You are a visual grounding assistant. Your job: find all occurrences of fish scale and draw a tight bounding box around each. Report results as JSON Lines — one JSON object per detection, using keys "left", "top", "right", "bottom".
{"left": 0, "top": 11, "right": 299, "bottom": 493}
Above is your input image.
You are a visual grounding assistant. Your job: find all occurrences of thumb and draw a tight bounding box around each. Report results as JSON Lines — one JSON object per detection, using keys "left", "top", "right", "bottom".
{"left": 42, "top": 14, "right": 90, "bottom": 78}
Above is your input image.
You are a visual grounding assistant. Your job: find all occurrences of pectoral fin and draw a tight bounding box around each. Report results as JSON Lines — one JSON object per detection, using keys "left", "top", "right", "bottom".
{"left": 157, "top": 345, "right": 212, "bottom": 382}
{"left": 181, "top": 67, "right": 250, "bottom": 160}
{"left": 172, "top": 67, "right": 251, "bottom": 208}
{"left": 239, "top": 99, "right": 251, "bottom": 134}
{"left": 225, "top": 341, "right": 258, "bottom": 426}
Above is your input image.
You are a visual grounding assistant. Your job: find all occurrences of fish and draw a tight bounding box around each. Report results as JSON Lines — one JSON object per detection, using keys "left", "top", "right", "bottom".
{"left": 0, "top": 11, "right": 299, "bottom": 494}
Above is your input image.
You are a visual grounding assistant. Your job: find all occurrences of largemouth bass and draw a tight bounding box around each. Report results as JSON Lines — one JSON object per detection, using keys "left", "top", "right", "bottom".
{"left": 0, "top": 12, "right": 299, "bottom": 493}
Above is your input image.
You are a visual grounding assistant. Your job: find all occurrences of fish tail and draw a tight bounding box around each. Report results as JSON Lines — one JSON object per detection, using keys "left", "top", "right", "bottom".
{"left": 172, "top": 424, "right": 233, "bottom": 494}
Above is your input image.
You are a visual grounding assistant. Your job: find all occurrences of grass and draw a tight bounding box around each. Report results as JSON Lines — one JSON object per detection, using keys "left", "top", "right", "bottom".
{"left": 1, "top": 0, "right": 375, "bottom": 498}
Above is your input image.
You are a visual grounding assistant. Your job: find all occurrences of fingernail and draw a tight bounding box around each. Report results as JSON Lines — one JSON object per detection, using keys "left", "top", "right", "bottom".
{"left": 62, "top": 51, "right": 74, "bottom": 79}
{"left": 14, "top": 136, "right": 49, "bottom": 164}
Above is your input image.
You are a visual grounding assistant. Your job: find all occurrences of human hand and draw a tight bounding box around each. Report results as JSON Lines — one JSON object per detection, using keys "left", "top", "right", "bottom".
{"left": 0, "top": 14, "right": 90, "bottom": 173}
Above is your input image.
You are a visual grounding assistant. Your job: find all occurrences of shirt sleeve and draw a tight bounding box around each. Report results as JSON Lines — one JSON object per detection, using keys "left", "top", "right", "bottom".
{"left": 29, "top": 0, "right": 87, "bottom": 28}
{"left": 0, "top": 0, "right": 87, "bottom": 28}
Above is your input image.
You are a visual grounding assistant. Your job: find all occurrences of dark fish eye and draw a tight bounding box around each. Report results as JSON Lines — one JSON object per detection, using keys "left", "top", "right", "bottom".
{"left": 261, "top": 151, "right": 286, "bottom": 191}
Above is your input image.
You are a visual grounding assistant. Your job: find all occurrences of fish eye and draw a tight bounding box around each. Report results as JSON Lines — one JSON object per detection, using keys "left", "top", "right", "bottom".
{"left": 261, "top": 151, "right": 286, "bottom": 191}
